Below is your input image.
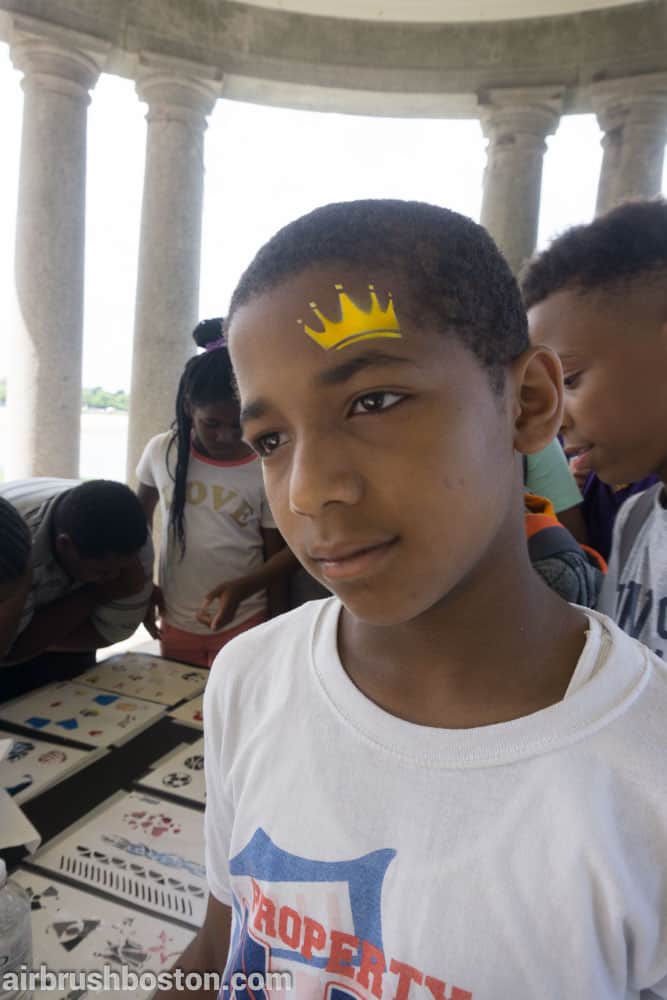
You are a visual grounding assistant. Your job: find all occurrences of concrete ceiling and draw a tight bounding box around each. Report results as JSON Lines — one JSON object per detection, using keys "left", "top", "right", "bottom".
{"left": 239, "top": 0, "right": 647, "bottom": 20}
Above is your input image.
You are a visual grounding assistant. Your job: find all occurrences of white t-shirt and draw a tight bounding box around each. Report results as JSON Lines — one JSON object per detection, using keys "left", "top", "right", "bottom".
{"left": 204, "top": 598, "right": 667, "bottom": 999}
{"left": 598, "top": 483, "right": 667, "bottom": 659}
{"left": 136, "top": 432, "right": 275, "bottom": 634}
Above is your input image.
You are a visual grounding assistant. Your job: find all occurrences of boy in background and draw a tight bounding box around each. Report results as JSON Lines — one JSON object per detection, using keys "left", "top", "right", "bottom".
{"left": 0, "top": 478, "right": 153, "bottom": 698}
{"left": 522, "top": 199, "right": 667, "bottom": 657}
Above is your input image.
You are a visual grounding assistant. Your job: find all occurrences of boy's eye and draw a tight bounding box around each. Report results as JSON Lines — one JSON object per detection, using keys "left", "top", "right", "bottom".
{"left": 252, "top": 431, "right": 284, "bottom": 457}
{"left": 350, "top": 391, "right": 405, "bottom": 415}
{"left": 563, "top": 372, "right": 581, "bottom": 389}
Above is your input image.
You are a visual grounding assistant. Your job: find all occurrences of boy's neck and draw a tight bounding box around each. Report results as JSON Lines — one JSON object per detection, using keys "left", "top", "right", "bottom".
{"left": 338, "top": 559, "right": 588, "bottom": 730}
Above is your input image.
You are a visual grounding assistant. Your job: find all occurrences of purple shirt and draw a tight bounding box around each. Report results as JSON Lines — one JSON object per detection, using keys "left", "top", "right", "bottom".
{"left": 582, "top": 473, "right": 659, "bottom": 561}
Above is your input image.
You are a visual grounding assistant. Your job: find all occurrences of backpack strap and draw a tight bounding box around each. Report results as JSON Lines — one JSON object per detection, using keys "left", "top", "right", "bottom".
{"left": 617, "top": 487, "right": 657, "bottom": 569}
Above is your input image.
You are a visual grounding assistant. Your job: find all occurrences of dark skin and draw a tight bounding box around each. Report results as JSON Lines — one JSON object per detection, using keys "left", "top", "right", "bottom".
{"left": 527, "top": 282, "right": 667, "bottom": 490}
{"left": 232, "top": 267, "right": 587, "bottom": 728}
{"left": 159, "top": 265, "right": 588, "bottom": 993}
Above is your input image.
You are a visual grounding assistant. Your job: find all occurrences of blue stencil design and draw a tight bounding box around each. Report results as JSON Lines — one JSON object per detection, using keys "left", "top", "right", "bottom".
{"left": 93, "top": 694, "right": 118, "bottom": 706}
{"left": 26, "top": 717, "right": 50, "bottom": 728}
{"left": 56, "top": 718, "right": 79, "bottom": 730}
{"left": 7, "top": 776, "right": 33, "bottom": 796}
{"left": 102, "top": 834, "right": 206, "bottom": 878}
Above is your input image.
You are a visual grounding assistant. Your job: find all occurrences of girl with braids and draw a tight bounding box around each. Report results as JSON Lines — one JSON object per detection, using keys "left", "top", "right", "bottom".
{"left": 136, "top": 318, "right": 295, "bottom": 667}
{"left": 0, "top": 496, "right": 32, "bottom": 659}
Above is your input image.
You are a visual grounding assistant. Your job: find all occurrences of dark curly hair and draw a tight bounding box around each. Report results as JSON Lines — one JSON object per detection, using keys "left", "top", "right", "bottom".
{"left": 520, "top": 198, "right": 667, "bottom": 310}
{"left": 226, "top": 199, "right": 529, "bottom": 392}
{"left": 56, "top": 481, "right": 148, "bottom": 559}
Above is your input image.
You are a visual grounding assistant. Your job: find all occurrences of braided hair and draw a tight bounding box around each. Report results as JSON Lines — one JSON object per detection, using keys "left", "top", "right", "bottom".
{"left": 168, "top": 318, "right": 236, "bottom": 557}
{"left": 0, "top": 496, "right": 31, "bottom": 584}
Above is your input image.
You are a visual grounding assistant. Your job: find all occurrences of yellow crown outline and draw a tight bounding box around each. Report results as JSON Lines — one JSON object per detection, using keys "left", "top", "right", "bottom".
{"left": 297, "top": 283, "right": 402, "bottom": 351}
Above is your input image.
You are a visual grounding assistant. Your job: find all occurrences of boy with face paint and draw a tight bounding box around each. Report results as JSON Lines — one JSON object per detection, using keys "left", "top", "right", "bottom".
{"left": 522, "top": 199, "right": 667, "bottom": 658}
{"left": 160, "top": 201, "right": 667, "bottom": 1000}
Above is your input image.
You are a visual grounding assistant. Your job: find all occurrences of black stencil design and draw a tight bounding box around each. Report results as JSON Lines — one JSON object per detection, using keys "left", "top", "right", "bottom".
{"left": 184, "top": 755, "right": 204, "bottom": 771}
{"left": 162, "top": 772, "right": 191, "bottom": 788}
{"left": 51, "top": 918, "right": 100, "bottom": 951}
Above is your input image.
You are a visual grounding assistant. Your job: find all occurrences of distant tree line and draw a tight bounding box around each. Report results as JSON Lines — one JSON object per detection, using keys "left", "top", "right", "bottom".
{"left": 0, "top": 379, "right": 128, "bottom": 412}
{"left": 81, "top": 386, "right": 129, "bottom": 411}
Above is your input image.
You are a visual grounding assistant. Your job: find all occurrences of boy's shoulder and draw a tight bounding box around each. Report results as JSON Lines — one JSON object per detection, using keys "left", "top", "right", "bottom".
{"left": 613, "top": 481, "right": 664, "bottom": 560}
{"left": 207, "top": 597, "right": 337, "bottom": 695}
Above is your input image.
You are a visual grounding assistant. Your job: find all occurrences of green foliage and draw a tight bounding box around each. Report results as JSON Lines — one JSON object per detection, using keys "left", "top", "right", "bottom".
{"left": 82, "top": 386, "right": 129, "bottom": 411}
{"left": 0, "top": 379, "right": 128, "bottom": 411}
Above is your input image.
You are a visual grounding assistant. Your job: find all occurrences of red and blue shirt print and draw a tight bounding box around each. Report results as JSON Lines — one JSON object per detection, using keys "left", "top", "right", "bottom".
{"left": 222, "top": 828, "right": 473, "bottom": 1000}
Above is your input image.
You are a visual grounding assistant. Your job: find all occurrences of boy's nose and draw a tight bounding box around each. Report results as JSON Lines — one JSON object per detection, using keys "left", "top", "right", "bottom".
{"left": 288, "top": 435, "right": 363, "bottom": 516}
{"left": 560, "top": 403, "right": 573, "bottom": 437}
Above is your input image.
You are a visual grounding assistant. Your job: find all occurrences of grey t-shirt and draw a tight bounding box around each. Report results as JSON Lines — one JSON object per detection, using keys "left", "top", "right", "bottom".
{"left": 597, "top": 482, "right": 667, "bottom": 659}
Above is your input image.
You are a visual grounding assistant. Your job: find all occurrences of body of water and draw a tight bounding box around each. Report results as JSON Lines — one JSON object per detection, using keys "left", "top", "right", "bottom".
{"left": 0, "top": 408, "right": 130, "bottom": 482}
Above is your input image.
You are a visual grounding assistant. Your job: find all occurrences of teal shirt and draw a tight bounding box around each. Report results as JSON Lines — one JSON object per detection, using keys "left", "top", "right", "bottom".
{"left": 525, "top": 439, "right": 582, "bottom": 513}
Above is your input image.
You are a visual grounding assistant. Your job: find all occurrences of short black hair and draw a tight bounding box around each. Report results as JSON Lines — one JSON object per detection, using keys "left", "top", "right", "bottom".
{"left": 227, "top": 199, "right": 528, "bottom": 391}
{"left": 0, "top": 497, "right": 31, "bottom": 583}
{"left": 520, "top": 198, "right": 667, "bottom": 310}
{"left": 56, "top": 481, "right": 148, "bottom": 559}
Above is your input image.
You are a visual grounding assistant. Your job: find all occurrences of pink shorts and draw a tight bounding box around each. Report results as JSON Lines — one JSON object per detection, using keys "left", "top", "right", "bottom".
{"left": 159, "top": 612, "right": 266, "bottom": 668}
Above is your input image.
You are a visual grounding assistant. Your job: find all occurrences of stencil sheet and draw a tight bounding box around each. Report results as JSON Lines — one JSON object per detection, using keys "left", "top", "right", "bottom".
{"left": 0, "top": 682, "right": 165, "bottom": 747}
{"left": 168, "top": 694, "right": 204, "bottom": 730}
{"left": 81, "top": 653, "right": 209, "bottom": 706}
{"left": 137, "top": 738, "right": 205, "bottom": 805}
{"left": 32, "top": 790, "right": 207, "bottom": 926}
{"left": 12, "top": 869, "right": 194, "bottom": 1000}
{"left": 0, "top": 728, "right": 103, "bottom": 804}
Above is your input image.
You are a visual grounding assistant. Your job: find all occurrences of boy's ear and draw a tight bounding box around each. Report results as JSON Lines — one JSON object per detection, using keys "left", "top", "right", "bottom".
{"left": 509, "top": 345, "right": 563, "bottom": 454}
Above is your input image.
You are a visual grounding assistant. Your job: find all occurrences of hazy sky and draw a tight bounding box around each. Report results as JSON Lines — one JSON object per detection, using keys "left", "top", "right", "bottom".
{"left": 1, "top": 42, "right": 664, "bottom": 392}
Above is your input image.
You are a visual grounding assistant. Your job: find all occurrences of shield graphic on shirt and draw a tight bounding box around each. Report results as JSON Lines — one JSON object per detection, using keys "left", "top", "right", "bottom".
{"left": 225, "top": 828, "right": 395, "bottom": 1000}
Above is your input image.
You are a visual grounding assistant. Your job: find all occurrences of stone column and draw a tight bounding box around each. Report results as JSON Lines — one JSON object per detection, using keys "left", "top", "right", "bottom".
{"left": 7, "top": 18, "right": 106, "bottom": 479}
{"left": 126, "top": 57, "right": 219, "bottom": 485}
{"left": 594, "top": 103, "right": 624, "bottom": 217}
{"left": 480, "top": 89, "right": 562, "bottom": 275}
{"left": 593, "top": 76, "right": 667, "bottom": 215}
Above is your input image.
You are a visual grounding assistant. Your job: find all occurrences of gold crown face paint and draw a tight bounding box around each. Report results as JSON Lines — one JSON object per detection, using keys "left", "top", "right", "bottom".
{"left": 297, "top": 284, "right": 403, "bottom": 351}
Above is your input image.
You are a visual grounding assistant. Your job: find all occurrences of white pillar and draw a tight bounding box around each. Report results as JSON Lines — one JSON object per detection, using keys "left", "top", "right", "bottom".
{"left": 480, "top": 89, "right": 562, "bottom": 275}
{"left": 593, "top": 76, "right": 667, "bottom": 215}
{"left": 594, "top": 104, "right": 624, "bottom": 217}
{"left": 7, "top": 18, "right": 106, "bottom": 479}
{"left": 126, "top": 58, "right": 219, "bottom": 485}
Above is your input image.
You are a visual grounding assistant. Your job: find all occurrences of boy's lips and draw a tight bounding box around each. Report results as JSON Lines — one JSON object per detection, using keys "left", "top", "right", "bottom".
{"left": 308, "top": 538, "right": 398, "bottom": 581}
